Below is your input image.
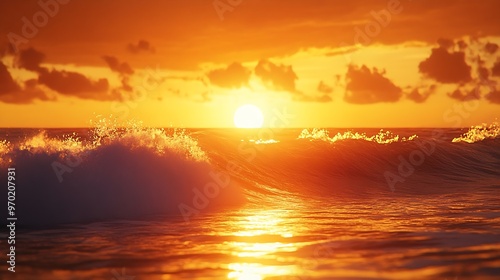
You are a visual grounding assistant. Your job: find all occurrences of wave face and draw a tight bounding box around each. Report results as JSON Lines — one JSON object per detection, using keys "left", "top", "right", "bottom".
{"left": 0, "top": 121, "right": 499, "bottom": 225}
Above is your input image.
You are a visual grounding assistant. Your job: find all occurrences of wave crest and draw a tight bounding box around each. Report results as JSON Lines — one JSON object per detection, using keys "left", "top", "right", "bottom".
{"left": 452, "top": 123, "right": 500, "bottom": 143}
{"left": 298, "top": 128, "right": 417, "bottom": 144}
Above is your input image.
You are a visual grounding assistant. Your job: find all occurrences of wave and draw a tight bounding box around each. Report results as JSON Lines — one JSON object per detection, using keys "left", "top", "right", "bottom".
{"left": 226, "top": 127, "right": 500, "bottom": 197}
{"left": 452, "top": 122, "right": 500, "bottom": 143}
{"left": 1, "top": 120, "right": 499, "bottom": 226}
{"left": 0, "top": 119, "right": 245, "bottom": 226}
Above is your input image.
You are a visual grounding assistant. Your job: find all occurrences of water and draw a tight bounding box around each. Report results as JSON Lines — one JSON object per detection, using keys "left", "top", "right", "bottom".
{"left": 0, "top": 121, "right": 499, "bottom": 279}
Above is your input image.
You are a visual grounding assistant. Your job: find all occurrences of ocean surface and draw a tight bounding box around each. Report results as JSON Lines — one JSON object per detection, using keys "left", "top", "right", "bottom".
{"left": 0, "top": 121, "right": 499, "bottom": 279}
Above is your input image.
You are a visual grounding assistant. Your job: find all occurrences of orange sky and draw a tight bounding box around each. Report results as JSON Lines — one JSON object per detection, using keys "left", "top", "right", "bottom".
{"left": 1, "top": 0, "right": 500, "bottom": 128}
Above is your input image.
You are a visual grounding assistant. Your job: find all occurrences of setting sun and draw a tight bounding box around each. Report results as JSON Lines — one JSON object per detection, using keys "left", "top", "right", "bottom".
{"left": 234, "top": 104, "right": 264, "bottom": 128}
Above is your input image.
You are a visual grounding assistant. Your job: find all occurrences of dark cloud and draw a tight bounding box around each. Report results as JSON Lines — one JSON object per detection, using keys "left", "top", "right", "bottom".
{"left": 437, "top": 38, "right": 454, "bottom": 50}
{"left": 255, "top": 59, "right": 298, "bottom": 93}
{"left": 102, "top": 55, "right": 135, "bottom": 93}
{"left": 17, "top": 47, "right": 45, "bottom": 72}
{"left": 419, "top": 44, "right": 471, "bottom": 84}
{"left": 127, "top": 40, "right": 155, "bottom": 54}
{"left": 492, "top": 61, "right": 500, "bottom": 77}
{"left": 0, "top": 62, "right": 52, "bottom": 104}
{"left": 206, "top": 62, "right": 250, "bottom": 88}
{"left": 317, "top": 80, "right": 333, "bottom": 94}
{"left": 38, "top": 68, "right": 111, "bottom": 99}
{"left": 478, "top": 66, "right": 489, "bottom": 80}
{"left": 6, "top": 48, "right": 120, "bottom": 101}
{"left": 447, "top": 88, "right": 480, "bottom": 102}
{"left": 486, "top": 89, "right": 500, "bottom": 103}
{"left": 406, "top": 85, "right": 436, "bottom": 103}
{"left": 344, "top": 65, "right": 401, "bottom": 104}
{"left": 102, "top": 56, "right": 134, "bottom": 75}
{"left": 0, "top": 61, "right": 21, "bottom": 94}
{"left": 484, "top": 42, "right": 499, "bottom": 54}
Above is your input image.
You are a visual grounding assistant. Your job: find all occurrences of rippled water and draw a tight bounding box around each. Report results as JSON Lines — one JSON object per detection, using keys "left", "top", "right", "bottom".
{"left": 4, "top": 192, "right": 499, "bottom": 280}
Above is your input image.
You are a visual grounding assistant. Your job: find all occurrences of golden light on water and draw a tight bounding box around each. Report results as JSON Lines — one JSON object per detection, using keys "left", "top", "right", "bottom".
{"left": 226, "top": 209, "right": 302, "bottom": 279}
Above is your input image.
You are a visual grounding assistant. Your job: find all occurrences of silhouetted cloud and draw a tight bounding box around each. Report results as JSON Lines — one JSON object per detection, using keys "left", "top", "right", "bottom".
{"left": 206, "top": 62, "right": 250, "bottom": 88}
{"left": 102, "top": 55, "right": 135, "bottom": 93}
{"left": 0, "top": 61, "right": 21, "bottom": 94}
{"left": 7, "top": 48, "right": 121, "bottom": 101}
{"left": 38, "top": 68, "right": 111, "bottom": 99}
{"left": 102, "top": 55, "right": 134, "bottom": 75}
{"left": 406, "top": 85, "right": 436, "bottom": 103}
{"left": 486, "top": 89, "right": 500, "bottom": 103}
{"left": 255, "top": 59, "right": 298, "bottom": 93}
{"left": 484, "top": 42, "right": 499, "bottom": 54}
{"left": 447, "top": 88, "right": 480, "bottom": 101}
{"left": 127, "top": 40, "right": 155, "bottom": 54}
{"left": 344, "top": 65, "right": 401, "bottom": 104}
{"left": 17, "top": 47, "right": 45, "bottom": 72}
{"left": 492, "top": 61, "right": 500, "bottom": 77}
{"left": 0, "top": 62, "right": 52, "bottom": 104}
{"left": 437, "top": 38, "right": 454, "bottom": 50}
{"left": 418, "top": 42, "right": 471, "bottom": 83}
{"left": 478, "top": 66, "right": 489, "bottom": 80}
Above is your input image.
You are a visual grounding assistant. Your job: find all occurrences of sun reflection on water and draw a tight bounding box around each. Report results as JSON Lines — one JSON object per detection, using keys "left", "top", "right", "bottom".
{"left": 226, "top": 209, "right": 303, "bottom": 279}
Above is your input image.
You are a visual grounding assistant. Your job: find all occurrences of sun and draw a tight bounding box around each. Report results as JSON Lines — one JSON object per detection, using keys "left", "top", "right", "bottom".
{"left": 234, "top": 104, "right": 264, "bottom": 128}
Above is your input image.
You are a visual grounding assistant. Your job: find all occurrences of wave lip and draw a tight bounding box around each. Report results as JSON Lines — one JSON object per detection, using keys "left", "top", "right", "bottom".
{"left": 452, "top": 123, "right": 500, "bottom": 143}
{"left": 298, "top": 128, "right": 417, "bottom": 144}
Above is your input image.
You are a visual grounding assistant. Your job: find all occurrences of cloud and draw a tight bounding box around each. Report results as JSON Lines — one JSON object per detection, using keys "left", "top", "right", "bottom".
{"left": 102, "top": 55, "right": 134, "bottom": 75}
{"left": 486, "top": 89, "right": 500, "bottom": 103}
{"left": 317, "top": 80, "right": 333, "bottom": 94}
{"left": 447, "top": 88, "right": 480, "bottom": 102}
{"left": 255, "top": 59, "right": 298, "bottom": 93}
{"left": 492, "top": 61, "right": 500, "bottom": 77}
{"left": 437, "top": 38, "right": 454, "bottom": 49}
{"left": 484, "top": 42, "right": 499, "bottom": 54}
{"left": 478, "top": 66, "right": 489, "bottom": 80}
{"left": 6, "top": 48, "right": 120, "bottom": 101}
{"left": 127, "top": 40, "right": 155, "bottom": 54}
{"left": 406, "top": 85, "right": 436, "bottom": 103}
{"left": 0, "top": 61, "right": 21, "bottom": 94}
{"left": 38, "top": 68, "right": 111, "bottom": 100}
{"left": 102, "top": 55, "right": 135, "bottom": 93}
{"left": 206, "top": 62, "right": 251, "bottom": 88}
{"left": 344, "top": 65, "right": 401, "bottom": 104}
{"left": 17, "top": 47, "right": 45, "bottom": 72}
{"left": 0, "top": 62, "right": 53, "bottom": 104}
{"left": 418, "top": 42, "right": 472, "bottom": 84}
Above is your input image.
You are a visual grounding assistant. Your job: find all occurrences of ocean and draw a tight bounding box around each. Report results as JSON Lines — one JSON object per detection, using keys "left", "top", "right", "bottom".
{"left": 0, "top": 121, "right": 499, "bottom": 279}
